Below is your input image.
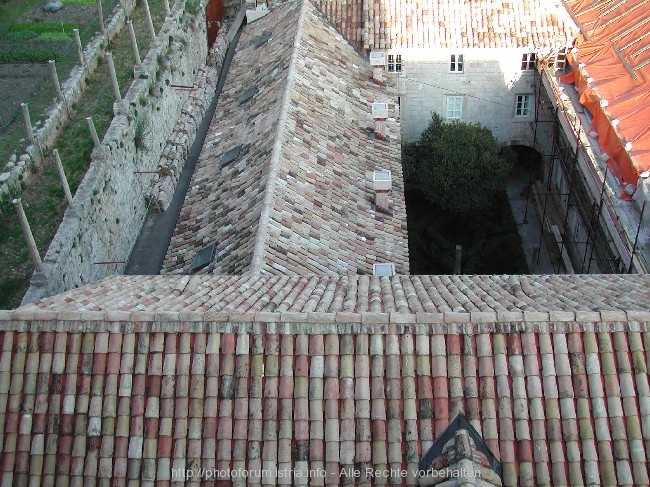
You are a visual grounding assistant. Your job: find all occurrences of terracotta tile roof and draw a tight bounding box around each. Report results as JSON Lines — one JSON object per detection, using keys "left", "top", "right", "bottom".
{"left": 9, "top": 273, "right": 650, "bottom": 321}
{"left": 315, "top": 0, "right": 579, "bottom": 50}
{"left": 163, "top": 0, "right": 408, "bottom": 276}
{"left": 1, "top": 324, "right": 650, "bottom": 486}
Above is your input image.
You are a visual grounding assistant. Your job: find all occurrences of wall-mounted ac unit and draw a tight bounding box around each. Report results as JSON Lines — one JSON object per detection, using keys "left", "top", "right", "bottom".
{"left": 372, "top": 102, "right": 389, "bottom": 119}
{"left": 369, "top": 51, "right": 386, "bottom": 67}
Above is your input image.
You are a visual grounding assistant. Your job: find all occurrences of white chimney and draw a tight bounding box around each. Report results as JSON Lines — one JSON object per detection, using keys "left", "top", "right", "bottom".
{"left": 372, "top": 66, "right": 384, "bottom": 84}
{"left": 370, "top": 52, "right": 386, "bottom": 84}
{"left": 372, "top": 102, "right": 389, "bottom": 140}
{"left": 373, "top": 170, "right": 392, "bottom": 213}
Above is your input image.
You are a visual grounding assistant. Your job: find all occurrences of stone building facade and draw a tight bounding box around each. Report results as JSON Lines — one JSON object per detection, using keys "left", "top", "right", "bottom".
{"left": 316, "top": 0, "right": 578, "bottom": 145}
{"left": 392, "top": 47, "right": 539, "bottom": 143}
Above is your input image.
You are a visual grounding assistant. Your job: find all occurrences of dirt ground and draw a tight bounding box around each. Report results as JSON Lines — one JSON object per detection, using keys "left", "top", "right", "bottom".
{"left": 0, "top": 63, "right": 49, "bottom": 124}
{"left": 0, "top": 1, "right": 114, "bottom": 125}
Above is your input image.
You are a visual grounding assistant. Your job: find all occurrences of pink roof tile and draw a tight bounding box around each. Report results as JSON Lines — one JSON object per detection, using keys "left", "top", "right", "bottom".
{"left": 16, "top": 274, "right": 650, "bottom": 326}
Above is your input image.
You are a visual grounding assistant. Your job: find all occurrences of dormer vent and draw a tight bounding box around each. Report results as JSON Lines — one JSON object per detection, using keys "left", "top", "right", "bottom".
{"left": 190, "top": 243, "right": 216, "bottom": 273}
{"left": 220, "top": 145, "right": 243, "bottom": 168}
{"left": 372, "top": 102, "right": 389, "bottom": 119}
{"left": 369, "top": 51, "right": 386, "bottom": 66}
{"left": 372, "top": 170, "right": 392, "bottom": 213}
{"left": 373, "top": 263, "right": 395, "bottom": 276}
{"left": 372, "top": 170, "right": 392, "bottom": 191}
{"left": 246, "top": 2, "right": 269, "bottom": 22}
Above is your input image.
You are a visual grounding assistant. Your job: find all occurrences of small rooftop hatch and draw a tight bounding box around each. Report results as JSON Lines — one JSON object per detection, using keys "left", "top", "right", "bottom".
{"left": 190, "top": 243, "right": 216, "bottom": 273}
{"left": 372, "top": 170, "right": 392, "bottom": 191}
{"left": 220, "top": 145, "right": 243, "bottom": 168}
{"left": 254, "top": 31, "right": 272, "bottom": 47}
{"left": 238, "top": 86, "right": 259, "bottom": 105}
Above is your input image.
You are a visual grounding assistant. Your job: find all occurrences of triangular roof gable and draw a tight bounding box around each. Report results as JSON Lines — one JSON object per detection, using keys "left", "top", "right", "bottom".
{"left": 418, "top": 413, "right": 502, "bottom": 479}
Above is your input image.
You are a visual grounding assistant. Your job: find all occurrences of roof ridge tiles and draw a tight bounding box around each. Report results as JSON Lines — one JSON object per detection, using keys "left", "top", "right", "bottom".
{"left": 249, "top": 0, "right": 311, "bottom": 274}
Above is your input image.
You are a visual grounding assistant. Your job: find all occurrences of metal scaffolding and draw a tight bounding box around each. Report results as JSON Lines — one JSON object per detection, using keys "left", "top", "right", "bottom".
{"left": 526, "top": 61, "right": 645, "bottom": 273}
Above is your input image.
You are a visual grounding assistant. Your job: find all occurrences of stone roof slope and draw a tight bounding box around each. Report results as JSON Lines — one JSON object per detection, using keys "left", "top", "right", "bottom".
{"left": 256, "top": 1, "right": 408, "bottom": 275}
{"left": 11, "top": 273, "right": 650, "bottom": 321}
{"left": 162, "top": 1, "right": 302, "bottom": 275}
{"left": 316, "top": 0, "right": 579, "bottom": 50}
{"left": 163, "top": 0, "right": 408, "bottom": 276}
{"left": 0, "top": 326, "right": 649, "bottom": 486}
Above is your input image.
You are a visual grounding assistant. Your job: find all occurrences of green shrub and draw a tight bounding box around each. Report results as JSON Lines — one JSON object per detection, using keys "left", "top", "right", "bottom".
{"left": 0, "top": 49, "right": 59, "bottom": 62}
{"left": 185, "top": 0, "right": 201, "bottom": 14}
{"left": 63, "top": 0, "right": 96, "bottom": 4}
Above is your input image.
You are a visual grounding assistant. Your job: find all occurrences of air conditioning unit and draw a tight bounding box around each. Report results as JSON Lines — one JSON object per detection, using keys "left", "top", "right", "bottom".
{"left": 369, "top": 51, "right": 386, "bottom": 67}
{"left": 372, "top": 102, "right": 389, "bottom": 119}
{"left": 372, "top": 170, "right": 392, "bottom": 191}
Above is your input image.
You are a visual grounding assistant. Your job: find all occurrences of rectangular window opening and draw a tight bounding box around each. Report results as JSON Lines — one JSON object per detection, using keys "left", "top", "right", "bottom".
{"left": 556, "top": 48, "right": 567, "bottom": 71}
{"left": 387, "top": 54, "right": 402, "bottom": 72}
{"left": 446, "top": 96, "right": 463, "bottom": 119}
{"left": 373, "top": 263, "right": 395, "bottom": 276}
{"left": 521, "top": 53, "right": 537, "bottom": 70}
{"left": 515, "top": 94, "right": 533, "bottom": 116}
{"left": 450, "top": 54, "right": 464, "bottom": 72}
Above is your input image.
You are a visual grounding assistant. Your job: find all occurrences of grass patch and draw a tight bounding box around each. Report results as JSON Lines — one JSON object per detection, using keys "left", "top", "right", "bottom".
{"left": 8, "top": 22, "right": 80, "bottom": 33}
{"left": 0, "top": 49, "right": 59, "bottom": 62}
{"left": 63, "top": 0, "right": 98, "bottom": 3}
{"left": 3, "top": 29, "right": 38, "bottom": 40}
{"left": 37, "top": 31, "right": 74, "bottom": 41}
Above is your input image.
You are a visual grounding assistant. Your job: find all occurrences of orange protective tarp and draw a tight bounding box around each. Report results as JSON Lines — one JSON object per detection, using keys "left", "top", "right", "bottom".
{"left": 564, "top": 0, "right": 650, "bottom": 187}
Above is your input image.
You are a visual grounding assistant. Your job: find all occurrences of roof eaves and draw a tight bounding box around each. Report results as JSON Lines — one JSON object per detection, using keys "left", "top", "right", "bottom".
{"left": 249, "top": 0, "right": 310, "bottom": 274}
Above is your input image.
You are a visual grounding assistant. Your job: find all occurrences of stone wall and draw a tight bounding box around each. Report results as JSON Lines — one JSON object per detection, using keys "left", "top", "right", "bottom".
{"left": 22, "top": 1, "right": 212, "bottom": 304}
{"left": 395, "top": 47, "right": 537, "bottom": 145}
{"left": 145, "top": 29, "right": 229, "bottom": 213}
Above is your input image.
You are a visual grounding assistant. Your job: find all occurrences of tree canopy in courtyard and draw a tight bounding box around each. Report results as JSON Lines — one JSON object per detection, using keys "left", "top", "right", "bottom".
{"left": 403, "top": 113, "right": 514, "bottom": 215}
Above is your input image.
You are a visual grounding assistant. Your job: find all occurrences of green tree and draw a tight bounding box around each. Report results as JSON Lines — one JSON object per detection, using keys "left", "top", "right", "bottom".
{"left": 403, "top": 113, "right": 514, "bottom": 215}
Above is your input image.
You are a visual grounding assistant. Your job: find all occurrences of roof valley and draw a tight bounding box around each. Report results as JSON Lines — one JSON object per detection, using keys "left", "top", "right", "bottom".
{"left": 249, "top": 0, "right": 311, "bottom": 274}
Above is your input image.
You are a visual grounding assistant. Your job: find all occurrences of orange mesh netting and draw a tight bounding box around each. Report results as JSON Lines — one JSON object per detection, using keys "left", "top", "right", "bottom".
{"left": 563, "top": 0, "right": 650, "bottom": 188}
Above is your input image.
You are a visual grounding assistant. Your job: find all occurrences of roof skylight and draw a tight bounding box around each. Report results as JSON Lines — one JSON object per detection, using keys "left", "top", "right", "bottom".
{"left": 254, "top": 31, "right": 272, "bottom": 48}
{"left": 220, "top": 145, "right": 243, "bottom": 168}
{"left": 238, "top": 87, "right": 259, "bottom": 105}
{"left": 190, "top": 243, "right": 216, "bottom": 273}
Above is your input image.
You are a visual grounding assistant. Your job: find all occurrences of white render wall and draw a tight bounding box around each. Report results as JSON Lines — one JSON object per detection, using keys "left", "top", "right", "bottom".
{"left": 393, "top": 47, "right": 538, "bottom": 145}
